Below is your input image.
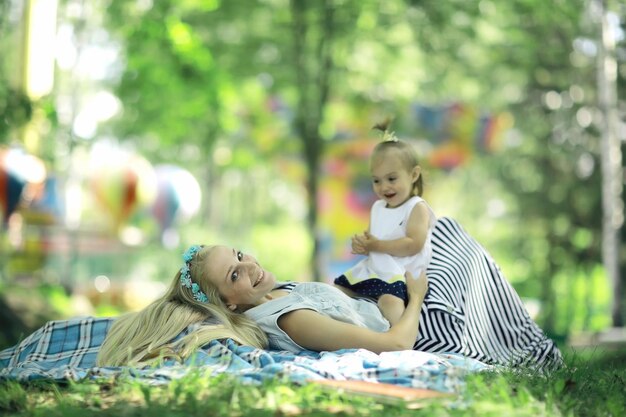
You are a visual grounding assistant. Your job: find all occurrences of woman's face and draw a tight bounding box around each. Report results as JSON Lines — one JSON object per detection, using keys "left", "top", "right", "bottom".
{"left": 205, "top": 245, "right": 277, "bottom": 310}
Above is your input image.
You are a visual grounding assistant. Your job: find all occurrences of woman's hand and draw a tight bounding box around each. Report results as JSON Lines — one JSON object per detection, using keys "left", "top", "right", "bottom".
{"left": 405, "top": 271, "right": 428, "bottom": 304}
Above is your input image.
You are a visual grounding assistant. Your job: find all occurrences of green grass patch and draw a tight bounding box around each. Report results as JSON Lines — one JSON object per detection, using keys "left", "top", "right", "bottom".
{"left": 1, "top": 348, "right": 625, "bottom": 416}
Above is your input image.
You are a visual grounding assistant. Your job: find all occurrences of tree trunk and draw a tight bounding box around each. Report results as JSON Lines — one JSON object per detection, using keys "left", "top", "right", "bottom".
{"left": 595, "top": 0, "right": 623, "bottom": 327}
{"left": 290, "top": 0, "right": 335, "bottom": 281}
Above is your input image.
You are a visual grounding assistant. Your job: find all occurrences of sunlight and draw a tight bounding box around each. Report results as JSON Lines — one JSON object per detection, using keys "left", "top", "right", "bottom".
{"left": 24, "top": 0, "right": 58, "bottom": 98}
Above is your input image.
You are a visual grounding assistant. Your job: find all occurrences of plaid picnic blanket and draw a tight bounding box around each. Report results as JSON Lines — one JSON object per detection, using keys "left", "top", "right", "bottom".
{"left": 0, "top": 317, "right": 490, "bottom": 392}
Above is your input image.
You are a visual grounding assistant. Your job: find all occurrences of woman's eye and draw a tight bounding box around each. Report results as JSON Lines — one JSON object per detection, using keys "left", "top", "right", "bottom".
{"left": 231, "top": 270, "right": 239, "bottom": 282}
{"left": 237, "top": 251, "right": 243, "bottom": 261}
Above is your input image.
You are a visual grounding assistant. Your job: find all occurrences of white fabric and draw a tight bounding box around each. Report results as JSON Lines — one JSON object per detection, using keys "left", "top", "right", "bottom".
{"left": 345, "top": 196, "right": 437, "bottom": 284}
{"left": 245, "top": 282, "right": 390, "bottom": 352}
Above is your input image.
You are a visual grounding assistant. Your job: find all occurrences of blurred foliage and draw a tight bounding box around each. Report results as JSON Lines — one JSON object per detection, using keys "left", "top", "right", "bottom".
{"left": 102, "top": 1, "right": 224, "bottom": 158}
{"left": 98, "top": 0, "right": 625, "bottom": 335}
{"left": 0, "top": 0, "right": 32, "bottom": 144}
{"left": 407, "top": 0, "right": 615, "bottom": 334}
{"left": 0, "top": 85, "right": 32, "bottom": 144}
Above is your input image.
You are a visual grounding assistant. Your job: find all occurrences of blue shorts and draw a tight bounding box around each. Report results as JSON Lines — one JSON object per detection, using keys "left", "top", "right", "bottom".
{"left": 334, "top": 275, "right": 408, "bottom": 303}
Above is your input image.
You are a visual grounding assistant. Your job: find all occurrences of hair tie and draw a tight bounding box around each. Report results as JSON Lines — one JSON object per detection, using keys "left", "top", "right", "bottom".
{"left": 382, "top": 130, "right": 398, "bottom": 142}
{"left": 180, "top": 245, "right": 208, "bottom": 303}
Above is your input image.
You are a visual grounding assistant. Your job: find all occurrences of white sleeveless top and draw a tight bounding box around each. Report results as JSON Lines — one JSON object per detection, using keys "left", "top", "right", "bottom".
{"left": 345, "top": 196, "right": 436, "bottom": 284}
{"left": 244, "top": 282, "right": 390, "bottom": 352}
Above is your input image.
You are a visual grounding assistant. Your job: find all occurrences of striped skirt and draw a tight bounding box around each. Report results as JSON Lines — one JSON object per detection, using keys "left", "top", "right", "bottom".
{"left": 418, "top": 217, "right": 563, "bottom": 370}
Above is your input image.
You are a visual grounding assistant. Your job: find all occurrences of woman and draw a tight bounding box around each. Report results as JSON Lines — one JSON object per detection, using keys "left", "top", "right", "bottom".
{"left": 97, "top": 217, "right": 563, "bottom": 370}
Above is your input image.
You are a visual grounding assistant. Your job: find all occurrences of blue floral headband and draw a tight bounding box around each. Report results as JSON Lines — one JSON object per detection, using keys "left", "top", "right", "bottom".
{"left": 180, "top": 245, "right": 208, "bottom": 303}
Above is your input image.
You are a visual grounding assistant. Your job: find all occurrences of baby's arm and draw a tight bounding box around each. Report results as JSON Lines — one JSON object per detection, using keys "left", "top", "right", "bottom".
{"left": 354, "top": 203, "right": 430, "bottom": 257}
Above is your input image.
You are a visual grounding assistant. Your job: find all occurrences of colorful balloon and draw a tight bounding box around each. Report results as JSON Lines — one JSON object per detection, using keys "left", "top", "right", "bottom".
{"left": 29, "top": 175, "right": 63, "bottom": 223}
{"left": 89, "top": 153, "right": 157, "bottom": 231}
{"left": 0, "top": 147, "right": 47, "bottom": 224}
{"left": 150, "top": 165, "right": 201, "bottom": 233}
{"left": 0, "top": 154, "right": 26, "bottom": 224}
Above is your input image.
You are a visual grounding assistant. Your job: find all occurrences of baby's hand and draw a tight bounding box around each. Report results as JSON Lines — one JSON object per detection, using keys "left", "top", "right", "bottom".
{"left": 351, "top": 234, "right": 369, "bottom": 255}
{"left": 353, "top": 231, "right": 378, "bottom": 253}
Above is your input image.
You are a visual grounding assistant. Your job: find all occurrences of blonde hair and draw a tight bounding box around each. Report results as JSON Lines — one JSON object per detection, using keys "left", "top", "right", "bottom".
{"left": 371, "top": 118, "right": 423, "bottom": 197}
{"left": 96, "top": 246, "right": 268, "bottom": 367}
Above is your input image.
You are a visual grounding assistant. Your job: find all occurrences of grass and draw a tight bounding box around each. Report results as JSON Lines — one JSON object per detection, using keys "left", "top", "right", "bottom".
{"left": 1, "top": 348, "right": 625, "bottom": 417}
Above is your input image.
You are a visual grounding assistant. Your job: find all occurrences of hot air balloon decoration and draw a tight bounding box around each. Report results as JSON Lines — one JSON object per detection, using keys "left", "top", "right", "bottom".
{"left": 150, "top": 164, "right": 202, "bottom": 237}
{"left": 89, "top": 153, "right": 157, "bottom": 232}
{"left": 0, "top": 147, "right": 47, "bottom": 225}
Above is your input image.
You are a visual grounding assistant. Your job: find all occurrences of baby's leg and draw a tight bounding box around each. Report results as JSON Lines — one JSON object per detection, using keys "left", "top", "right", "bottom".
{"left": 378, "top": 294, "right": 405, "bottom": 325}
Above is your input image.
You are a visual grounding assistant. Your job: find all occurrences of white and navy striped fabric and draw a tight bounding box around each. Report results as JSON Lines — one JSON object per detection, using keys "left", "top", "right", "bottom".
{"left": 417, "top": 217, "right": 562, "bottom": 370}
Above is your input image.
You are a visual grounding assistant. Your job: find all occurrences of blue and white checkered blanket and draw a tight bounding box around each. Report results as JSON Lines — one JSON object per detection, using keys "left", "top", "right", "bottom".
{"left": 0, "top": 317, "right": 490, "bottom": 392}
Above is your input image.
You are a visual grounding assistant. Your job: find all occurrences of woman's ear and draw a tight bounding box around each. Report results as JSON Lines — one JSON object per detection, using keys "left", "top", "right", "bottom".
{"left": 227, "top": 304, "right": 237, "bottom": 312}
